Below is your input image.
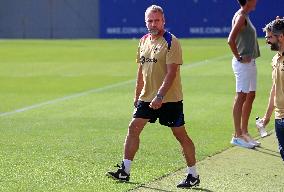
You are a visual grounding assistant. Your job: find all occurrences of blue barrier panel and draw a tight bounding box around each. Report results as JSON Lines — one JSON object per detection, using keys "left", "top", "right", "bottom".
{"left": 0, "top": 0, "right": 282, "bottom": 38}
{"left": 99, "top": 0, "right": 283, "bottom": 38}
{"left": 0, "top": 0, "right": 99, "bottom": 38}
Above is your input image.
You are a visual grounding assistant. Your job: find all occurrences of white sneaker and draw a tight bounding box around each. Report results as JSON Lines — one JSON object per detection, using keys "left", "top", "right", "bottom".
{"left": 249, "top": 139, "right": 261, "bottom": 147}
{"left": 230, "top": 137, "right": 255, "bottom": 149}
{"left": 242, "top": 134, "right": 261, "bottom": 147}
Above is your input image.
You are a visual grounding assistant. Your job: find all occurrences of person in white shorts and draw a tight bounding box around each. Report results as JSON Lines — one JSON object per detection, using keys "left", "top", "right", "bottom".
{"left": 232, "top": 58, "right": 257, "bottom": 94}
{"left": 228, "top": 0, "right": 260, "bottom": 149}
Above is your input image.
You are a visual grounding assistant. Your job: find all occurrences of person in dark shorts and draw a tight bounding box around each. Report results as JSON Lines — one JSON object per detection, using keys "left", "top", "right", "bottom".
{"left": 134, "top": 100, "right": 184, "bottom": 126}
{"left": 107, "top": 5, "right": 199, "bottom": 188}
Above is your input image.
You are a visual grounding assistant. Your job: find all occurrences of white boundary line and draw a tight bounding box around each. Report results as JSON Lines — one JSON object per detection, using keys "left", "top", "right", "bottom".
{"left": 0, "top": 53, "right": 234, "bottom": 118}
{"left": 0, "top": 80, "right": 135, "bottom": 117}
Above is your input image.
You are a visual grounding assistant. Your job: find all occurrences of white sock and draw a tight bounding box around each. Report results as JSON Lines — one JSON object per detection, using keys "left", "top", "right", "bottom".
{"left": 187, "top": 165, "right": 198, "bottom": 178}
{"left": 123, "top": 159, "right": 132, "bottom": 174}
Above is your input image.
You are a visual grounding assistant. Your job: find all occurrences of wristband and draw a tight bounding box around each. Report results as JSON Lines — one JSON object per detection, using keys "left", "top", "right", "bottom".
{"left": 156, "top": 94, "right": 164, "bottom": 100}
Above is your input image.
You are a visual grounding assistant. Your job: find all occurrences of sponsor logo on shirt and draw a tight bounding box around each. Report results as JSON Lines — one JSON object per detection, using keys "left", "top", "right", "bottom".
{"left": 140, "top": 56, "right": 157, "bottom": 64}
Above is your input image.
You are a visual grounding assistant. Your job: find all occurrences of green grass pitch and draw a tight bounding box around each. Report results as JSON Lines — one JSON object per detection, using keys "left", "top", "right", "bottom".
{"left": 0, "top": 39, "right": 275, "bottom": 191}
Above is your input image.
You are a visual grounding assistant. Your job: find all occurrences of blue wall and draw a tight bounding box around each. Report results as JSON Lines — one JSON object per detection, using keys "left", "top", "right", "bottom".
{"left": 0, "top": 0, "right": 283, "bottom": 38}
{"left": 99, "top": 0, "right": 283, "bottom": 38}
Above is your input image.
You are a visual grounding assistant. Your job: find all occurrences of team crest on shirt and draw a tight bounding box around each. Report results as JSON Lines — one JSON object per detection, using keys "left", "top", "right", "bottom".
{"left": 153, "top": 46, "right": 161, "bottom": 54}
{"left": 154, "top": 47, "right": 158, "bottom": 53}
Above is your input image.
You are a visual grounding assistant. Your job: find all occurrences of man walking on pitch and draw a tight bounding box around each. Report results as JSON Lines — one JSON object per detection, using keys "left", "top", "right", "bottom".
{"left": 107, "top": 5, "right": 200, "bottom": 188}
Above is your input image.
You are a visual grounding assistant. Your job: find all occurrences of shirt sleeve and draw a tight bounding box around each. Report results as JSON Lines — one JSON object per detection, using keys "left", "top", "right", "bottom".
{"left": 166, "top": 37, "right": 183, "bottom": 65}
{"left": 136, "top": 40, "right": 141, "bottom": 64}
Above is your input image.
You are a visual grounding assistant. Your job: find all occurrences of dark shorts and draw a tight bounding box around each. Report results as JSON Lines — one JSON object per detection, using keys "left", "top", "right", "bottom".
{"left": 133, "top": 100, "right": 185, "bottom": 127}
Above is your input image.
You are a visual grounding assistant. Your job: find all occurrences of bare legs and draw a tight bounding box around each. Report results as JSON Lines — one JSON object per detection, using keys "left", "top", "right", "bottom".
{"left": 171, "top": 126, "right": 196, "bottom": 166}
{"left": 124, "top": 118, "right": 148, "bottom": 160}
{"left": 233, "top": 91, "right": 255, "bottom": 137}
{"left": 241, "top": 91, "right": 255, "bottom": 134}
{"left": 123, "top": 119, "right": 196, "bottom": 167}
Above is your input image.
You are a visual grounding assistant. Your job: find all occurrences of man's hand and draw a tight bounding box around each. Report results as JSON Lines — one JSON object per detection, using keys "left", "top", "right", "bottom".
{"left": 149, "top": 96, "right": 163, "bottom": 110}
{"left": 262, "top": 116, "right": 271, "bottom": 127}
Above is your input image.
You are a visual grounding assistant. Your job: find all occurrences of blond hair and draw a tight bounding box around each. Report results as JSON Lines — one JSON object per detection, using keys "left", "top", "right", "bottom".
{"left": 145, "top": 5, "right": 164, "bottom": 21}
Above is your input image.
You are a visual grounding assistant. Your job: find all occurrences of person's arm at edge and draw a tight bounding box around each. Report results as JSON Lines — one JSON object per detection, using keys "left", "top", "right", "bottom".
{"left": 228, "top": 14, "right": 246, "bottom": 61}
{"left": 134, "top": 64, "right": 144, "bottom": 108}
{"left": 262, "top": 84, "right": 275, "bottom": 126}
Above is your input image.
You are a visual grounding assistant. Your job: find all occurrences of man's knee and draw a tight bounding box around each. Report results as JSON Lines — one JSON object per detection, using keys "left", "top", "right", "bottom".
{"left": 172, "top": 127, "right": 189, "bottom": 141}
{"left": 127, "top": 118, "right": 147, "bottom": 137}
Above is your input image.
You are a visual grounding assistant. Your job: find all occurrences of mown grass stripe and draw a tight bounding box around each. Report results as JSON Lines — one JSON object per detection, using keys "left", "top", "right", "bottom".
{"left": 1, "top": 47, "right": 266, "bottom": 118}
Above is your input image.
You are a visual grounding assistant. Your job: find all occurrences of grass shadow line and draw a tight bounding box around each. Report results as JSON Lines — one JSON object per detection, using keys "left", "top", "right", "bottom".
{"left": 133, "top": 185, "right": 214, "bottom": 192}
{"left": 253, "top": 147, "right": 281, "bottom": 159}
{"left": 256, "top": 146, "right": 279, "bottom": 154}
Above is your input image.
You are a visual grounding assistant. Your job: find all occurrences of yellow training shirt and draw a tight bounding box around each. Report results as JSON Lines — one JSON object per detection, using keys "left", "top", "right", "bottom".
{"left": 272, "top": 52, "right": 284, "bottom": 119}
{"left": 136, "top": 31, "right": 183, "bottom": 102}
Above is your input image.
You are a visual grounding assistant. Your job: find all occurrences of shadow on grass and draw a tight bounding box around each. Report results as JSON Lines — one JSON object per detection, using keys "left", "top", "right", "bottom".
{"left": 115, "top": 180, "right": 141, "bottom": 185}
{"left": 131, "top": 185, "right": 214, "bottom": 192}
{"left": 254, "top": 146, "right": 281, "bottom": 158}
{"left": 257, "top": 145, "right": 279, "bottom": 154}
{"left": 192, "top": 187, "right": 214, "bottom": 192}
